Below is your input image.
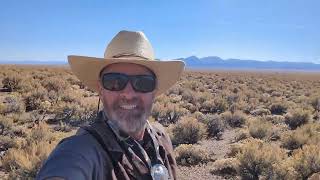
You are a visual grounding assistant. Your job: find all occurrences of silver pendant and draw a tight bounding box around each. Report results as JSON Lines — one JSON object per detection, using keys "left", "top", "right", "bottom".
{"left": 151, "top": 164, "right": 169, "bottom": 180}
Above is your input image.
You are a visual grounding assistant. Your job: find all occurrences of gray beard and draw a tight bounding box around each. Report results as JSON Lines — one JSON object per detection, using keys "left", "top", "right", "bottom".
{"left": 103, "top": 110, "right": 147, "bottom": 135}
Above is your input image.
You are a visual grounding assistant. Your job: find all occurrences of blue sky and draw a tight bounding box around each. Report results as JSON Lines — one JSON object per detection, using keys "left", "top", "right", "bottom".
{"left": 1, "top": 0, "right": 319, "bottom": 63}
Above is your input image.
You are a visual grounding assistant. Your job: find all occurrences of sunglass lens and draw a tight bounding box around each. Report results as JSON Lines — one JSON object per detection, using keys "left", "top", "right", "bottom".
{"left": 102, "top": 73, "right": 128, "bottom": 91}
{"left": 132, "top": 76, "right": 156, "bottom": 92}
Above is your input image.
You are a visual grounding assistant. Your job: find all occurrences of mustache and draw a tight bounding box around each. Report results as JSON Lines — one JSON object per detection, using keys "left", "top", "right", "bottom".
{"left": 113, "top": 97, "right": 143, "bottom": 109}
{"left": 117, "top": 97, "right": 139, "bottom": 104}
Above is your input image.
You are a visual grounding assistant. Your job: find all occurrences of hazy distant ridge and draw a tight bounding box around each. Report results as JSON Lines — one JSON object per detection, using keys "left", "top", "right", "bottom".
{"left": 1, "top": 56, "right": 320, "bottom": 71}
{"left": 179, "top": 56, "right": 320, "bottom": 71}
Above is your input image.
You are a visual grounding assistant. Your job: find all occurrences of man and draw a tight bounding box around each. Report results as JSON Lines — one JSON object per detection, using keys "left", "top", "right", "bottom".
{"left": 36, "top": 30, "right": 185, "bottom": 180}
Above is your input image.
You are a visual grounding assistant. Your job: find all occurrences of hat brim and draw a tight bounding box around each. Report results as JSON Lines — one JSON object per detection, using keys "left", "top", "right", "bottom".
{"left": 68, "top": 55, "right": 185, "bottom": 96}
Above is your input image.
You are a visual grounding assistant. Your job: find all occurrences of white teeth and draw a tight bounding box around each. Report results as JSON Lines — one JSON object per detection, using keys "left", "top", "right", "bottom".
{"left": 120, "top": 105, "right": 137, "bottom": 110}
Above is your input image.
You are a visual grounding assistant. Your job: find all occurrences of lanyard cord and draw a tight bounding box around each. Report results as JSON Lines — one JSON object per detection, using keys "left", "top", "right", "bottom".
{"left": 103, "top": 120, "right": 146, "bottom": 180}
{"left": 97, "top": 98, "right": 101, "bottom": 117}
{"left": 146, "top": 122, "right": 165, "bottom": 165}
{"left": 104, "top": 119, "right": 165, "bottom": 174}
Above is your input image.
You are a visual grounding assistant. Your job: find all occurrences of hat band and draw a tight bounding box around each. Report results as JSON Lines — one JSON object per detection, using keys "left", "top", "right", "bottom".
{"left": 111, "top": 53, "right": 150, "bottom": 60}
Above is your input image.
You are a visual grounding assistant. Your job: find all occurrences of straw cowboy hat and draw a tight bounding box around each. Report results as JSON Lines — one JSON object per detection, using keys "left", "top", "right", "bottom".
{"left": 68, "top": 30, "right": 185, "bottom": 96}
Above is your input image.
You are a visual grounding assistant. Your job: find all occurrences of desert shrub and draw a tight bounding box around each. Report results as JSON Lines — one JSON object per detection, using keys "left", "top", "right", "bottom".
{"left": 290, "top": 144, "right": 320, "bottom": 179}
{"left": 184, "top": 80, "right": 201, "bottom": 91}
{"left": 53, "top": 121, "right": 72, "bottom": 132}
{"left": 271, "top": 91, "right": 282, "bottom": 97}
{"left": 0, "top": 102, "right": 5, "bottom": 115}
{"left": 4, "top": 126, "right": 26, "bottom": 138}
{"left": 268, "top": 126, "right": 283, "bottom": 141}
{"left": 250, "top": 108, "right": 271, "bottom": 116}
{"left": 41, "top": 77, "right": 68, "bottom": 93}
{"left": 311, "top": 96, "right": 320, "bottom": 111}
{"left": 53, "top": 102, "right": 97, "bottom": 126}
{"left": 226, "top": 93, "right": 240, "bottom": 105}
{"left": 234, "top": 128, "right": 250, "bottom": 142}
{"left": 0, "top": 96, "right": 25, "bottom": 115}
{"left": 169, "top": 117, "right": 206, "bottom": 145}
{"left": 270, "top": 102, "right": 288, "bottom": 115}
{"left": 151, "top": 102, "right": 162, "bottom": 121}
{"left": 0, "top": 116, "right": 14, "bottom": 136}
{"left": 229, "top": 103, "right": 239, "bottom": 113}
{"left": 181, "top": 89, "right": 194, "bottom": 103}
{"left": 24, "top": 87, "right": 48, "bottom": 112}
{"left": 281, "top": 131, "right": 308, "bottom": 151}
{"left": 17, "top": 78, "right": 43, "bottom": 94}
{"left": 203, "top": 114, "right": 225, "bottom": 139}
{"left": 2, "top": 72, "right": 23, "bottom": 92}
{"left": 167, "top": 84, "right": 183, "bottom": 95}
{"left": 194, "top": 92, "right": 213, "bottom": 104}
{"left": 200, "top": 97, "right": 228, "bottom": 114}
{"left": 1, "top": 140, "right": 56, "bottom": 179}
{"left": 200, "top": 100, "right": 215, "bottom": 113}
{"left": 47, "top": 90, "right": 59, "bottom": 104}
{"left": 59, "top": 89, "right": 82, "bottom": 104}
{"left": 60, "top": 91, "right": 78, "bottom": 103}
{"left": 0, "top": 135, "right": 19, "bottom": 150}
{"left": 272, "top": 162, "right": 300, "bottom": 180}
{"left": 168, "top": 94, "right": 182, "bottom": 103}
{"left": 66, "top": 75, "right": 83, "bottom": 87}
{"left": 192, "top": 111, "right": 206, "bottom": 122}
{"left": 31, "top": 72, "right": 47, "bottom": 81}
{"left": 181, "top": 102, "right": 197, "bottom": 113}
{"left": 154, "top": 103, "right": 188, "bottom": 125}
{"left": 26, "top": 122, "right": 54, "bottom": 143}
{"left": 0, "top": 122, "right": 62, "bottom": 179}
{"left": 273, "top": 144, "right": 320, "bottom": 180}
{"left": 309, "top": 173, "right": 320, "bottom": 180}
{"left": 210, "top": 158, "right": 239, "bottom": 178}
{"left": 228, "top": 142, "right": 244, "bottom": 158}
{"left": 285, "top": 109, "right": 311, "bottom": 129}
{"left": 281, "top": 123, "right": 320, "bottom": 150}
{"left": 222, "top": 111, "right": 247, "bottom": 128}
{"left": 236, "top": 139, "right": 287, "bottom": 180}
{"left": 263, "top": 115, "right": 285, "bottom": 125}
{"left": 175, "top": 144, "right": 212, "bottom": 166}
{"left": 248, "top": 118, "right": 273, "bottom": 139}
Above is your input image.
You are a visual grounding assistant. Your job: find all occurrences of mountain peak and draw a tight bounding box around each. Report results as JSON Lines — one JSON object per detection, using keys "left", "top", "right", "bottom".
{"left": 185, "top": 56, "right": 199, "bottom": 60}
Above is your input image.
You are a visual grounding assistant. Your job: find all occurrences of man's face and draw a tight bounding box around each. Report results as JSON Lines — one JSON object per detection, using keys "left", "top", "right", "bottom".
{"left": 98, "top": 63, "right": 155, "bottom": 135}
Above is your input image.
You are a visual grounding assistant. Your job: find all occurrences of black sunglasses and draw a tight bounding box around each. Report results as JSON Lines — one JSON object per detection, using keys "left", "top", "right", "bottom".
{"left": 101, "top": 73, "right": 156, "bottom": 93}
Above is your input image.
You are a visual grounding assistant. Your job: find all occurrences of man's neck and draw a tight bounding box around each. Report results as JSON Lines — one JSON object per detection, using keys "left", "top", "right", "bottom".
{"left": 129, "top": 129, "right": 145, "bottom": 141}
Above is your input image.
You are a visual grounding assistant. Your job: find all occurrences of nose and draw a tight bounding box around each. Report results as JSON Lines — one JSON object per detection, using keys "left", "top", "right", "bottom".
{"left": 119, "top": 81, "right": 137, "bottom": 99}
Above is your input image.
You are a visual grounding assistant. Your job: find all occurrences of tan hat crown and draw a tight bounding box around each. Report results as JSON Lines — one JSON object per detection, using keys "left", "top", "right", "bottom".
{"left": 104, "top": 30, "right": 155, "bottom": 60}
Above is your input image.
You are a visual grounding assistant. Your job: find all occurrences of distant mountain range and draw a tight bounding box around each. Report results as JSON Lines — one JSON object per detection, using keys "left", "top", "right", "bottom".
{"left": 1, "top": 56, "right": 320, "bottom": 71}
{"left": 178, "top": 56, "right": 320, "bottom": 71}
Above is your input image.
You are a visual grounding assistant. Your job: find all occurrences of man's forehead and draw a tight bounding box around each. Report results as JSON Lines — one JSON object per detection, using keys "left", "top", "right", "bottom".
{"left": 100, "top": 63, "right": 154, "bottom": 75}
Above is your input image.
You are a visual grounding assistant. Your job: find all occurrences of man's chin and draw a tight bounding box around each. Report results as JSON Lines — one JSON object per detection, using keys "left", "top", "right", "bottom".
{"left": 126, "top": 120, "right": 146, "bottom": 132}
{"left": 111, "top": 115, "right": 146, "bottom": 133}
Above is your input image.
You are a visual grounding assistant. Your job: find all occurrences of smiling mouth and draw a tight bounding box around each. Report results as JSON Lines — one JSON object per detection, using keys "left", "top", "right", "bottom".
{"left": 119, "top": 104, "right": 137, "bottom": 110}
